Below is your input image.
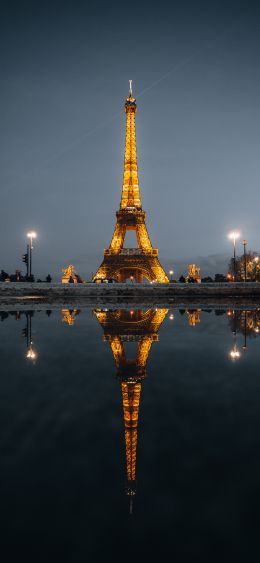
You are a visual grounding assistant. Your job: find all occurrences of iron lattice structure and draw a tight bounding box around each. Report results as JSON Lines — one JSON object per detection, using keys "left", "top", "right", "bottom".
{"left": 93, "top": 84, "right": 169, "bottom": 283}
{"left": 94, "top": 308, "right": 168, "bottom": 507}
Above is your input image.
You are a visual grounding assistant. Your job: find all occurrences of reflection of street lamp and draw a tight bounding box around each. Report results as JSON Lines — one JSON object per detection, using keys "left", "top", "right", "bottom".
{"left": 27, "top": 231, "right": 37, "bottom": 278}
{"left": 242, "top": 310, "right": 247, "bottom": 351}
{"left": 241, "top": 240, "right": 248, "bottom": 282}
{"left": 23, "top": 313, "right": 38, "bottom": 362}
{"left": 230, "top": 345, "right": 240, "bottom": 360}
{"left": 228, "top": 231, "right": 240, "bottom": 281}
{"left": 228, "top": 310, "right": 240, "bottom": 361}
{"left": 26, "top": 347, "right": 37, "bottom": 360}
{"left": 229, "top": 328, "right": 240, "bottom": 361}
{"left": 169, "top": 270, "right": 174, "bottom": 282}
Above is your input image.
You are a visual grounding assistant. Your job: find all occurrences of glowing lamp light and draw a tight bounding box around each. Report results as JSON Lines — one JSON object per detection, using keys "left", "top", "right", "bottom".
{"left": 228, "top": 231, "right": 240, "bottom": 242}
{"left": 26, "top": 347, "right": 37, "bottom": 360}
{"left": 229, "top": 346, "right": 240, "bottom": 360}
{"left": 27, "top": 231, "right": 37, "bottom": 239}
{"left": 169, "top": 314, "right": 174, "bottom": 320}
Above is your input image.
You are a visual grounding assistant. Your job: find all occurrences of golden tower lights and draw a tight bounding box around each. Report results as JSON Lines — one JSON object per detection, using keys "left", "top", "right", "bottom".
{"left": 93, "top": 82, "right": 169, "bottom": 283}
{"left": 94, "top": 308, "right": 168, "bottom": 512}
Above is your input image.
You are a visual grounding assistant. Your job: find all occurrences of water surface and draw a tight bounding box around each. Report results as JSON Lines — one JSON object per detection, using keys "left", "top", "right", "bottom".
{"left": 1, "top": 307, "right": 260, "bottom": 562}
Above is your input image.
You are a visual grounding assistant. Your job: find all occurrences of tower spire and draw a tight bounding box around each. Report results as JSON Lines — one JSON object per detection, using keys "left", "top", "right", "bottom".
{"left": 122, "top": 380, "right": 141, "bottom": 505}
{"left": 120, "top": 81, "right": 141, "bottom": 209}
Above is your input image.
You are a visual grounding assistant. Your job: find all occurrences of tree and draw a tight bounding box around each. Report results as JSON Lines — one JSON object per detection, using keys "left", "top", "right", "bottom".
{"left": 228, "top": 251, "right": 259, "bottom": 281}
{"left": 0, "top": 312, "right": 9, "bottom": 321}
{"left": 0, "top": 270, "right": 9, "bottom": 281}
{"left": 201, "top": 276, "right": 213, "bottom": 283}
{"left": 179, "top": 275, "right": 186, "bottom": 283}
{"left": 215, "top": 274, "right": 227, "bottom": 283}
{"left": 46, "top": 274, "right": 52, "bottom": 283}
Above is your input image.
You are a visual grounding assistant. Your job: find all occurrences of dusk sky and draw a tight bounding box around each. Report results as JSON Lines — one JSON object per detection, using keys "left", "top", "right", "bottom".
{"left": 1, "top": 0, "right": 260, "bottom": 279}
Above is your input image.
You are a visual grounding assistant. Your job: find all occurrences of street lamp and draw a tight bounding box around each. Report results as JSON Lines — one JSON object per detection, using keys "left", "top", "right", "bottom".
{"left": 228, "top": 231, "right": 240, "bottom": 281}
{"left": 241, "top": 239, "right": 248, "bottom": 283}
{"left": 254, "top": 256, "right": 259, "bottom": 282}
{"left": 169, "top": 270, "right": 174, "bottom": 282}
{"left": 27, "top": 231, "right": 37, "bottom": 279}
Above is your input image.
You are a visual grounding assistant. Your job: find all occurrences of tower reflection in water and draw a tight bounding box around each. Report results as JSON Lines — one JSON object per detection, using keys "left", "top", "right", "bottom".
{"left": 94, "top": 308, "right": 168, "bottom": 512}
{"left": 62, "top": 309, "right": 80, "bottom": 326}
{"left": 1, "top": 305, "right": 260, "bottom": 509}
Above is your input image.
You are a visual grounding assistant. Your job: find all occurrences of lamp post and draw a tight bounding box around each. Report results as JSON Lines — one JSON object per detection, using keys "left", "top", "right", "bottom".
{"left": 169, "top": 269, "right": 174, "bottom": 282}
{"left": 242, "top": 239, "right": 248, "bottom": 283}
{"left": 22, "top": 245, "right": 29, "bottom": 278}
{"left": 254, "top": 256, "right": 259, "bottom": 282}
{"left": 27, "top": 232, "right": 37, "bottom": 279}
{"left": 228, "top": 231, "right": 240, "bottom": 282}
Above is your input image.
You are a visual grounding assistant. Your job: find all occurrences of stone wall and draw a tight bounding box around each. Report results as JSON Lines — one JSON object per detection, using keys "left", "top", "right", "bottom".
{"left": 1, "top": 282, "right": 260, "bottom": 298}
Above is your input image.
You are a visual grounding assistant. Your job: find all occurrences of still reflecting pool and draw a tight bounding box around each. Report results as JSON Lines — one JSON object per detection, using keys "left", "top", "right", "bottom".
{"left": 1, "top": 307, "right": 260, "bottom": 560}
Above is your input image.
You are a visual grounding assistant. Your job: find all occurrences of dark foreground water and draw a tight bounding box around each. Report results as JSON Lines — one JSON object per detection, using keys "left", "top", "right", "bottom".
{"left": 1, "top": 306, "right": 260, "bottom": 562}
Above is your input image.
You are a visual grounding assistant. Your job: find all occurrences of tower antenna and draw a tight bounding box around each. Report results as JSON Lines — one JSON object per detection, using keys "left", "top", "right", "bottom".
{"left": 129, "top": 79, "right": 133, "bottom": 97}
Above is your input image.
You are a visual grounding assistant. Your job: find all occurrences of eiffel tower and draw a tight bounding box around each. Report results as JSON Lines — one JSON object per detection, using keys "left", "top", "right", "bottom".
{"left": 94, "top": 308, "right": 168, "bottom": 511}
{"left": 93, "top": 82, "right": 169, "bottom": 283}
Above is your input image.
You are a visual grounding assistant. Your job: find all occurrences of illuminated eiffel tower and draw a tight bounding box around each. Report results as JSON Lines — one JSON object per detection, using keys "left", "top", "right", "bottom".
{"left": 94, "top": 308, "right": 168, "bottom": 511}
{"left": 93, "top": 82, "right": 169, "bottom": 283}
